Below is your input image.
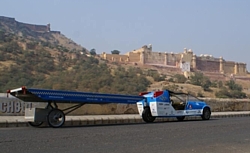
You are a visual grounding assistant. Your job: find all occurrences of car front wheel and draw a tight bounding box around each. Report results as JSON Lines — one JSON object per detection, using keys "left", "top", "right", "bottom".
{"left": 201, "top": 107, "right": 211, "bottom": 120}
{"left": 142, "top": 107, "right": 156, "bottom": 123}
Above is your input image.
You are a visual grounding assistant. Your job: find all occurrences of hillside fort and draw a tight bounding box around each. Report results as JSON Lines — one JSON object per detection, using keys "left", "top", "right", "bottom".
{"left": 0, "top": 16, "right": 60, "bottom": 34}
{"left": 101, "top": 44, "right": 247, "bottom": 76}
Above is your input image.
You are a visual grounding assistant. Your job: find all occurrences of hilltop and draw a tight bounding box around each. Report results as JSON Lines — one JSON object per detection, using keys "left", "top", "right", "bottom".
{"left": 0, "top": 16, "right": 86, "bottom": 51}
{"left": 0, "top": 16, "right": 90, "bottom": 70}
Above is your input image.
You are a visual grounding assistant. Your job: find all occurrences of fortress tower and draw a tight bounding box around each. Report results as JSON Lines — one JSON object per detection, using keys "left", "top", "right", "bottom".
{"left": 47, "top": 23, "right": 51, "bottom": 32}
{"left": 219, "top": 57, "right": 224, "bottom": 73}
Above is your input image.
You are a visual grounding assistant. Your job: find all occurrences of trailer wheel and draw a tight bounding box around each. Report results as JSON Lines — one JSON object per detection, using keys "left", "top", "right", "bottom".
{"left": 142, "top": 107, "right": 156, "bottom": 123}
{"left": 201, "top": 107, "right": 211, "bottom": 120}
{"left": 176, "top": 116, "right": 185, "bottom": 121}
{"left": 47, "top": 109, "right": 65, "bottom": 128}
{"left": 28, "top": 121, "right": 43, "bottom": 127}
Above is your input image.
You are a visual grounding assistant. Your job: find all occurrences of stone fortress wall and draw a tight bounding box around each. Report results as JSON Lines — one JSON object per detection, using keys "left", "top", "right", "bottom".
{"left": 0, "top": 16, "right": 60, "bottom": 34}
{"left": 100, "top": 44, "right": 247, "bottom": 75}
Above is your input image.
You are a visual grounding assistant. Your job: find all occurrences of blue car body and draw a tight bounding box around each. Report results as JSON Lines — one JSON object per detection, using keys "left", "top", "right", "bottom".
{"left": 137, "top": 90, "right": 211, "bottom": 122}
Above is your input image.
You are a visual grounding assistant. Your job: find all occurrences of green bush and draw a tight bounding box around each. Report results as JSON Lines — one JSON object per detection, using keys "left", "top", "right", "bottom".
{"left": 173, "top": 74, "right": 187, "bottom": 83}
{"left": 217, "top": 81, "right": 223, "bottom": 88}
{"left": 215, "top": 81, "right": 247, "bottom": 98}
{"left": 147, "top": 69, "right": 165, "bottom": 82}
{"left": 226, "top": 80, "right": 242, "bottom": 91}
{"left": 190, "top": 72, "right": 204, "bottom": 86}
{"left": 168, "top": 78, "right": 174, "bottom": 82}
{"left": 190, "top": 72, "right": 212, "bottom": 91}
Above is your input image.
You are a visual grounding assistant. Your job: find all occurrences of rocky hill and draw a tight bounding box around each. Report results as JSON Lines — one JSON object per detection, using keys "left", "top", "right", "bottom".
{"left": 0, "top": 16, "right": 152, "bottom": 95}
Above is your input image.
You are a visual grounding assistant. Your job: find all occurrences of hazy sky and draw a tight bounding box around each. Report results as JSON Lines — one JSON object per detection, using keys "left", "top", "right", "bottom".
{"left": 1, "top": 0, "right": 250, "bottom": 69}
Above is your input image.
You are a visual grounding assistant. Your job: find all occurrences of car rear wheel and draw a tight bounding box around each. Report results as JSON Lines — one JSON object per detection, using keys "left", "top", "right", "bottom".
{"left": 142, "top": 107, "right": 156, "bottom": 123}
{"left": 47, "top": 109, "right": 65, "bottom": 128}
{"left": 201, "top": 107, "right": 211, "bottom": 120}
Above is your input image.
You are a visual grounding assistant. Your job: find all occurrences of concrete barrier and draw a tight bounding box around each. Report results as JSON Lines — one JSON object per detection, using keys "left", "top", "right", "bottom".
{"left": 203, "top": 98, "right": 250, "bottom": 112}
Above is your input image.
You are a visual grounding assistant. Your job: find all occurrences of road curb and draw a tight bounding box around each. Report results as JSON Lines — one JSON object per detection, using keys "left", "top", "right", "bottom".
{"left": 0, "top": 113, "right": 250, "bottom": 128}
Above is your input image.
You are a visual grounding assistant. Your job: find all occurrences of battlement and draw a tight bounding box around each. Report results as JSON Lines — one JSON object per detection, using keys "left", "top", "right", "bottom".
{"left": 0, "top": 16, "right": 15, "bottom": 23}
{"left": 0, "top": 16, "right": 56, "bottom": 33}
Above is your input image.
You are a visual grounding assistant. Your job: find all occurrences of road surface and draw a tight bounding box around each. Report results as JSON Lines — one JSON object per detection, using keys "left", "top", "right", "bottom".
{"left": 1, "top": 117, "right": 250, "bottom": 153}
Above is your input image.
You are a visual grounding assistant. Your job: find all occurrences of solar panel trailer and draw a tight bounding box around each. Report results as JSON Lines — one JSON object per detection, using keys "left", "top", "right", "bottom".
{"left": 7, "top": 86, "right": 211, "bottom": 128}
{"left": 7, "top": 86, "right": 145, "bottom": 128}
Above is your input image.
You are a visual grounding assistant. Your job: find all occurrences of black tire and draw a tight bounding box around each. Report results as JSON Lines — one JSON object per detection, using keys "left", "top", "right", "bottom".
{"left": 201, "top": 107, "right": 211, "bottom": 120}
{"left": 47, "top": 109, "right": 65, "bottom": 128}
{"left": 28, "top": 121, "right": 43, "bottom": 127}
{"left": 142, "top": 107, "right": 156, "bottom": 123}
{"left": 176, "top": 116, "right": 185, "bottom": 121}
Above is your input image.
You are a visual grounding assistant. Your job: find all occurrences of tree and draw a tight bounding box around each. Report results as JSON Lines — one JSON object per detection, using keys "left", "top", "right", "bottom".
{"left": 189, "top": 72, "right": 212, "bottom": 91}
{"left": 173, "top": 74, "right": 187, "bottom": 83}
{"left": 111, "top": 50, "right": 120, "bottom": 54}
{"left": 190, "top": 72, "right": 204, "bottom": 86}
{"left": 218, "top": 81, "right": 223, "bottom": 88}
{"left": 226, "top": 80, "right": 242, "bottom": 91}
{"left": 82, "top": 48, "right": 87, "bottom": 53}
{"left": 201, "top": 77, "right": 212, "bottom": 91}
{"left": 215, "top": 80, "right": 246, "bottom": 98}
{"left": 90, "top": 48, "right": 96, "bottom": 56}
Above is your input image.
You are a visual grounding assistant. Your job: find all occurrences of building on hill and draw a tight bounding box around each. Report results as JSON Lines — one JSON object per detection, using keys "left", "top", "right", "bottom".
{"left": 100, "top": 44, "right": 247, "bottom": 76}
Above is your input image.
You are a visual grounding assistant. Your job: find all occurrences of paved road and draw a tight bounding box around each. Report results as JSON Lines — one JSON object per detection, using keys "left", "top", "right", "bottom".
{"left": 1, "top": 117, "right": 250, "bottom": 153}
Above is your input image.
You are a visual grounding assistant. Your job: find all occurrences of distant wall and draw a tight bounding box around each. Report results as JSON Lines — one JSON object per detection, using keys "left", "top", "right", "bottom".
{"left": 17, "top": 22, "right": 49, "bottom": 32}
{"left": 101, "top": 52, "right": 128, "bottom": 62}
{"left": 127, "top": 52, "right": 140, "bottom": 62}
{"left": 196, "top": 58, "right": 220, "bottom": 72}
{"left": 0, "top": 16, "right": 53, "bottom": 33}
{"left": 145, "top": 52, "right": 165, "bottom": 64}
{"left": 167, "top": 53, "right": 181, "bottom": 66}
{"left": 0, "top": 16, "right": 15, "bottom": 23}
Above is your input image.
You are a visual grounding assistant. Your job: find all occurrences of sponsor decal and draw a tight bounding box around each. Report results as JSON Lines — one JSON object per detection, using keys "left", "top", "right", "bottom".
{"left": 159, "top": 96, "right": 167, "bottom": 101}
{"left": 176, "top": 110, "right": 182, "bottom": 114}
{"left": 189, "top": 105, "right": 192, "bottom": 109}
{"left": 186, "top": 110, "right": 197, "bottom": 114}
{"left": 152, "top": 109, "right": 156, "bottom": 113}
{"left": 159, "top": 111, "right": 164, "bottom": 114}
{"left": 1, "top": 101, "right": 33, "bottom": 114}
